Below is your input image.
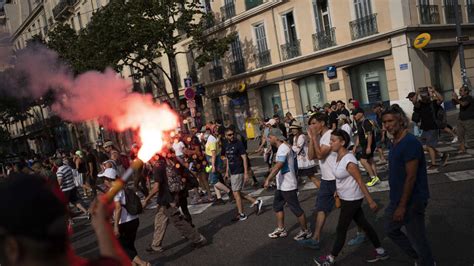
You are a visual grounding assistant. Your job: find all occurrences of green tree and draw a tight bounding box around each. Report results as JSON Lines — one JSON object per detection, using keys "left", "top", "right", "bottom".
{"left": 48, "top": 0, "right": 235, "bottom": 108}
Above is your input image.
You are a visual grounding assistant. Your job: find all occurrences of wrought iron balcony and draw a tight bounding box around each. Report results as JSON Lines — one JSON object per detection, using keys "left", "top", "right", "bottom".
{"left": 349, "top": 14, "right": 378, "bottom": 40}
{"left": 245, "top": 0, "right": 263, "bottom": 10}
{"left": 419, "top": 4, "right": 440, "bottom": 24}
{"left": 444, "top": 4, "right": 462, "bottom": 24}
{"left": 220, "top": 2, "right": 236, "bottom": 21}
{"left": 53, "top": 0, "right": 79, "bottom": 21}
{"left": 209, "top": 66, "right": 223, "bottom": 81}
{"left": 230, "top": 58, "right": 245, "bottom": 75}
{"left": 280, "top": 40, "right": 301, "bottom": 60}
{"left": 312, "top": 27, "right": 336, "bottom": 51}
{"left": 255, "top": 49, "right": 271, "bottom": 68}
{"left": 469, "top": 3, "right": 474, "bottom": 23}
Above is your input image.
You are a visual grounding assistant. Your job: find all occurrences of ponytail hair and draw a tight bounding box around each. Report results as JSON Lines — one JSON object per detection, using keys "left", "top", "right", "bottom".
{"left": 331, "top": 129, "right": 351, "bottom": 149}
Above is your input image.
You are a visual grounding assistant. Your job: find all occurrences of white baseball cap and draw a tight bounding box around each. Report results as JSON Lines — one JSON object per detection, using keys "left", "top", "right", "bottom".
{"left": 266, "top": 118, "right": 277, "bottom": 126}
{"left": 98, "top": 168, "right": 118, "bottom": 180}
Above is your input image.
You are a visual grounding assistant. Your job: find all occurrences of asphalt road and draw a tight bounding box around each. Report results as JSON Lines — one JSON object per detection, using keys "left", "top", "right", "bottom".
{"left": 71, "top": 156, "right": 474, "bottom": 266}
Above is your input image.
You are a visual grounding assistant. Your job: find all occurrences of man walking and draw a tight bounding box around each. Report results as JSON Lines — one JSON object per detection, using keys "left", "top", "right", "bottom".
{"left": 382, "top": 104, "right": 435, "bottom": 266}
{"left": 223, "top": 128, "right": 263, "bottom": 221}
{"left": 352, "top": 108, "right": 380, "bottom": 187}
{"left": 298, "top": 112, "right": 337, "bottom": 249}
{"left": 264, "top": 128, "right": 311, "bottom": 241}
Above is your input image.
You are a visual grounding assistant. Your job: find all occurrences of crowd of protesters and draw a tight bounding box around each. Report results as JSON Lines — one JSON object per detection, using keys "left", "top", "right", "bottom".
{"left": 2, "top": 84, "right": 472, "bottom": 265}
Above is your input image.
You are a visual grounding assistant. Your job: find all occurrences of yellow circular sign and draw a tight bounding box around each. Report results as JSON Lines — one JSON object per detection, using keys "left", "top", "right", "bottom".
{"left": 238, "top": 83, "right": 246, "bottom": 92}
{"left": 414, "top": 33, "right": 431, "bottom": 49}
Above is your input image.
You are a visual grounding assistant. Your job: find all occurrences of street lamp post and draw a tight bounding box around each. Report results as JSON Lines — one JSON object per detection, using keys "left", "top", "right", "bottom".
{"left": 453, "top": 0, "right": 470, "bottom": 89}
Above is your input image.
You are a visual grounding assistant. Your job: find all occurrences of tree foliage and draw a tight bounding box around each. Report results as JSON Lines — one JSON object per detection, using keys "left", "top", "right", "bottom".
{"left": 48, "top": 0, "right": 235, "bottom": 108}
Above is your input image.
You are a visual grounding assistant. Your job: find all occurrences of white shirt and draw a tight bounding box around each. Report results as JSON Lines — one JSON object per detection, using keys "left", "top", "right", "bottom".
{"left": 172, "top": 141, "right": 186, "bottom": 157}
{"left": 319, "top": 130, "right": 337, "bottom": 181}
{"left": 341, "top": 123, "right": 355, "bottom": 147}
{"left": 275, "top": 143, "right": 298, "bottom": 191}
{"left": 334, "top": 153, "right": 364, "bottom": 201}
{"left": 114, "top": 190, "right": 139, "bottom": 224}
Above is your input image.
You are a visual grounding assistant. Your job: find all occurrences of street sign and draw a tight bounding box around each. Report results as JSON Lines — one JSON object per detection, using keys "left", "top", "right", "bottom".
{"left": 457, "top": 36, "right": 469, "bottom": 42}
{"left": 326, "top": 66, "right": 337, "bottom": 79}
{"left": 184, "top": 88, "right": 196, "bottom": 100}
{"left": 184, "top": 78, "right": 193, "bottom": 88}
{"left": 186, "top": 99, "right": 196, "bottom": 108}
{"left": 238, "top": 83, "right": 246, "bottom": 92}
{"left": 413, "top": 33, "right": 431, "bottom": 49}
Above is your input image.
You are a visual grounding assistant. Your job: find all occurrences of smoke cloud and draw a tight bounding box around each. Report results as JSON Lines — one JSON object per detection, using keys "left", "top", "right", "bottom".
{"left": 0, "top": 44, "right": 178, "bottom": 136}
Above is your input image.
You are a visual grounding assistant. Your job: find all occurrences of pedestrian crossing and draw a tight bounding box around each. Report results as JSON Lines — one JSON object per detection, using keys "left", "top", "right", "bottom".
{"left": 186, "top": 139, "right": 474, "bottom": 215}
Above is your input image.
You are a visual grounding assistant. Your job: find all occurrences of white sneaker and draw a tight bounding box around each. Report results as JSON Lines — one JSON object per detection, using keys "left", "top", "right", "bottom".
{"left": 268, "top": 227, "right": 288, "bottom": 238}
{"left": 451, "top": 137, "right": 458, "bottom": 143}
{"left": 293, "top": 229, "right": 312, "bottom": 241}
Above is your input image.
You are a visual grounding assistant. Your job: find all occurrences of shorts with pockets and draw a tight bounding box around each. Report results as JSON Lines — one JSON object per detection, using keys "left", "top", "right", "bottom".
{"left": 230, "top": 174, "right": 244, "bottom": 191}
{"left": 273, "top": 189, "right": 304, "bottom": 217}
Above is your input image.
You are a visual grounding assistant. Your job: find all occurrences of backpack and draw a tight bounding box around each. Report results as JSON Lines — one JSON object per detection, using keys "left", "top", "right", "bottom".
{"left": 430, "top": 102, "right": 447, "bottom": 129}
{"left": 166, "top": 163, "right": 185, "bottom": 193}
{"left": 362, "top": 119, "right": 380, "bottom": 140}
{"left": 122, "top": 188, "right": 143, "bottom": 215}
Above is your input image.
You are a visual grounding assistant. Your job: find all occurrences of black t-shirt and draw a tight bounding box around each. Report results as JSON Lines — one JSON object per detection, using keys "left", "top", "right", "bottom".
{"left": 459, "top": 95, "right": 474, "bottom": 121}
{"left": 152, "top": 159, "right": 175, "bottom": 206}
{"left": 278, "top": 123, "right": 287, "bottom": 138}
{"left": 418, "top": 100, "right": 439, "bottom": 130}
{"left": 357, "top": 119, "right": 374, "bottom": 147}
{"left": 340, "top": 108, "right": 350, "bottom": 117}
{"left": 224, "top": 140, "right": 246, "bottom": 175}
{"left": 97, "top": 151, "right": 109, "bottom": 164}
{"left": 86, "top": 153, "right": 98, "bottom": 177}
{"left": 328, "top": 111, "right": 338, "bottom": 129}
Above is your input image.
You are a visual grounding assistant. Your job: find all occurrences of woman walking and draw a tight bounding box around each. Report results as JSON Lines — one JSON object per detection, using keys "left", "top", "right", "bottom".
{"left": 314, "top": 129, "right": 389, "bottom": 265}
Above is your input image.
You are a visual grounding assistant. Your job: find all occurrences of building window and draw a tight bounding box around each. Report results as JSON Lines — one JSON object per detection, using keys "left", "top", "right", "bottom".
{"left": 469, "top": 0, "right": 474, "bottom": 23}
{"left": 444, "top": 0, "right": 461, "bottom": 24}
{"left": 70, "top": 18, "right": 75, "bottom": 30}
{"left": 245, "top": 0, "right": 263, "bottom": 10}
{"left": 209, "top": 57, "right": 223, "bottom": 81}
{"left": 221, "top": 0, "right": 236, "bottom": 21}
{"left": 260, "top": 84, "right": 283, "bottom": 119}
{"left": 77, "top": 12, "right": 83, "bottom": 29}
{"left": 254, "top": 23, "right": 271, "bottom": 67}
{"left": 419, "top": 0, "right": 440, "bottom": 24}
{"left": 281, "top": 11, "right": 301, "bottom": 60}
{"left": 312, "top": 0, "right": 336, "bottom": 51}
{"left": 349, "top": 0, "right": 377, "bottom": 40}
{"left": 298, "top": 75, "right": 326, "bottom": 113}
{"left": 229, "top": 36, "right": 245, "bottom": 75}
{"left": 349, "top": 60, "right": 389, "bottom": 107}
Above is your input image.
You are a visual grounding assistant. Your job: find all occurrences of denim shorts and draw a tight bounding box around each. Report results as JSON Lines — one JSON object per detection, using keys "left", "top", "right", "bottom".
{"left": 315, "top": 180, "right": 336, "bottom": 213}
{"left": 206, "top": 155, "right": 223, "bottom": 185}
{"left": 420, "top": 130, "right": 439, "bottom": 148}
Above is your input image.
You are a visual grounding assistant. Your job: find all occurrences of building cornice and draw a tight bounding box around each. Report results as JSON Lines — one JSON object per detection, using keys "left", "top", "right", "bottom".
{"left": 11, "top": 0, "right": 44, "bottom": 40}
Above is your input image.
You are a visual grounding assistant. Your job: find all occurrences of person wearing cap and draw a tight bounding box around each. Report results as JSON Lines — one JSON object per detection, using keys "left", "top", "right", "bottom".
{"left": 264, "top": 128, "right": 311, "bottom": 241}
{"left": 413, "top": 86, "right": 450, "bottom": 169}
{"left": 352, "top": 107, "right": 381, "bottom": 187}
{"left": 290, "top": 122, "right": 318, "bottom": 187}
{"left": 54, "top": 158, "right": 89, "bottom": 221}
{"left": 336, "top": 100, "right": 350, "bottom": 118}
{"left": 0, "top": 173, "right": 131, "bottom": 266}
{"left": 256, "top": 118, "right": 277, "bottom": 169}
{"left": 100, "top": 168, "right": 150, "bottom": 266}
{"left": 452, "top": 85, "right": 474, "bottom": 154}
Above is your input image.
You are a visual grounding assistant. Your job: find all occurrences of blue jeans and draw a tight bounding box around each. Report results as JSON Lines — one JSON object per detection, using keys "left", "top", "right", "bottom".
{"left": 384, "top": 200, "right": 435, "bottom": 266}
{"left": 206, "top": 155, "right": 222, "bottom": 185}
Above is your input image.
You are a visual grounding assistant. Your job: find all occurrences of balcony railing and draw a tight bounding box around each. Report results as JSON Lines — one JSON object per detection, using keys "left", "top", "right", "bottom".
{"left": 53, "top": 0, "right": 79, "bottom": 20}
{"left": 280, "top": 40, "right": 301, "bottom": 60}
{"left": 349, "top": 14, "right": 378, "bottom": 40}
{"left": 255, "top": 49, "right": 271, "bottom": 68}
{"left": 444, "top": 4, "right": 462, "bottom": 24}
{"left": 419, "top": 4, "right": 440, "bottom": 24}
{"left": 230, "top": 58, "right": 245, "bottom": 75}
{"left": 312, "top": 27, "right": 337, "bottom": 51}
{"left": 469, "top": 3, "right": 474, "bottom": 23}
{"left": 209, "top": 66, "right": 223, "bottom": 81}
{"left": 220, "top": 2, "right": 236, "bottom": 21}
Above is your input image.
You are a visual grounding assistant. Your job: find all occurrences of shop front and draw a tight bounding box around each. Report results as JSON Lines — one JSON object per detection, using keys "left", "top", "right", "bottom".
{"left": 349, "top": 60, "right": 390, "bottom": 109}
{"left": 260, "top": 84, "right": 283, "bottom": 119}
{"left": 298, "top": 74, "right": 326, "bottom": 112}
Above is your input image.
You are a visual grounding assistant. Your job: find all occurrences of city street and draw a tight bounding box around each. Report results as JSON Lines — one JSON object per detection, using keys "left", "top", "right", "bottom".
{"left": 71, "top": 138, "right": 474, "bottom": 266}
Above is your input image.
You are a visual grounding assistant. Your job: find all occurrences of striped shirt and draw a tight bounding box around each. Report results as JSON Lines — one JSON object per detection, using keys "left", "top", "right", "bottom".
{"left": 56, "top": 165, "right": 76, "bottom": 192}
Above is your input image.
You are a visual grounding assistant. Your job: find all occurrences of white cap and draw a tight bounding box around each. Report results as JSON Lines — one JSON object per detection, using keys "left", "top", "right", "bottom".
{"left": 98, "top": 168, "right": 118, "bottom": 179}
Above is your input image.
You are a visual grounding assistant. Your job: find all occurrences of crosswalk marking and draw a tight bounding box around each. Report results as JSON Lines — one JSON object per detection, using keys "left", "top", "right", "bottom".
{"left": 188, "top": 203, "right": 213, "bottom": 215}
{"left": 445, "top": 170, "right": 474, "bottom": 182}
{"left": 367, "top": 180, "right": 390, "bottom": 193}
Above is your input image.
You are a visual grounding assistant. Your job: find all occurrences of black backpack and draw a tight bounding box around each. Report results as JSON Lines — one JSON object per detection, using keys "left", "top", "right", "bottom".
{"left": 122, "top": 188, "right": 143, "bottom": 215}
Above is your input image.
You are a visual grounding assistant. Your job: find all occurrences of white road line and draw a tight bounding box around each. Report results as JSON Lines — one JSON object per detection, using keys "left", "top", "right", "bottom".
{"left": 436, "top": 146, "right": 458, "bottom": 152}
{"left": 248, "top": 188, "right": 265, "bottom": 197}
{"left": 445, "top": 170, "right": 474, "bottom": 182}
{"left": 188, "top": 203, "right": 213, "bottom": 215}
{"left": 301, "top": 182, "right": 317, "bottom": 191}
{"left": 367, "top": 180, "right": 390, "bottom": 193}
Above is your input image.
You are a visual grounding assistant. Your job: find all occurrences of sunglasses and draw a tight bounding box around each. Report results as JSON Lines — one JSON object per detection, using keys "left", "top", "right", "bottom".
{"left": 226, "top": 133, "right": 234, "bottom": 136}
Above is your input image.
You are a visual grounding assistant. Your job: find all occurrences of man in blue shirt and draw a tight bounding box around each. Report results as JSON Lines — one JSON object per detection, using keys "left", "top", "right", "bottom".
{"left": 382, "top": 104, "right": 435, "bottom": 266}
{"left": 223, "top": 127, "right": 263, "bottom": 222}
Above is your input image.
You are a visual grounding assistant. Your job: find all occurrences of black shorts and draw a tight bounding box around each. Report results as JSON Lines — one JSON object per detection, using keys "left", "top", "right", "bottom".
{"left": 273, "top": 189, "right": 304, "bottom": 217}
{"left": 63, "top": 187, "right": 79, "bottom": 204}
{"left": 315, "top": 180, "right": 336, "bottom": 213}
{"left": 360, "top": 144, "right": 376, "bottom": 160}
